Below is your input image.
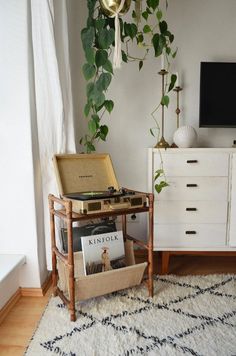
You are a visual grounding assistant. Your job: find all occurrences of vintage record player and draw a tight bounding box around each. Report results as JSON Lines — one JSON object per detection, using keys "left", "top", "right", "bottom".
{"left": 53, "top": 154, "right": 147, "bottom": 214}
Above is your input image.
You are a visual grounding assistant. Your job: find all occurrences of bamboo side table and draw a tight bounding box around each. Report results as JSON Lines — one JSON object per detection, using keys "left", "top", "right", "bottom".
{"left": 49, "top": 190, "right": 154, "bottom": 322}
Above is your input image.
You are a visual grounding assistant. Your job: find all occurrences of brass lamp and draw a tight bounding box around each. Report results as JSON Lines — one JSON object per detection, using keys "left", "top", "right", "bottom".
{"left": 99, "top": 0, "right": 131, "bottom": 17}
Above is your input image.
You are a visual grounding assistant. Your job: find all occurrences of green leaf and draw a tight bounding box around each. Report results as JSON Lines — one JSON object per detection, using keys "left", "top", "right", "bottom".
{"left": 84, "top": 102, "right": 92, "bottom": 117}
{"left": 91, "top": 114, "right": 100, "bottom": 127}
{"left": 160, "top": 181, "right": 169, "bottom": 187}
{"left": 122, "top": 50, "right": 128, "bottom": 63}
{"left": 143, "top": 24, "right": 151, "bottom": 33}
{"left": 88, "top": 119, "right": 97, "bottom": 135}
{"left": 169, "top": 34, "right": 174, "bottom": 43}
{"left": 161, "top": 95, "right": 170, "bottom": 107}
{"left": 172, "top": 48, "right": 178, "bottom": 58}
{"left": 95, "top": 102, "right": 105, "bottom": 112}
{"left": 142, "top": 11, "right": 149, "bottom": 21}
{"left": 139, "top": 60, "right": 143, "bottom": 71}
{"left": 95, "top": 19, "right": 106, "bottom": 31}
{"left": 95, "top": 49, "right": 108, "bottom": 67}
{"left": 102, "top": 59, "right": 113, "bottom": 74}
{"left": 86, "top": 141, "right": 96, "bottom": 153}
{"left": 86, "top": 82, "right": 95, "bottom": 99}
{"left": 104, "top": 100, "right": 114, "bottom": 113}
{"left": 146, "top": 7, "right": 152, "bottom": 14}
{"left": 154, "top": 169, "right": 164, "bottom": 180}
{"left": 124, "top": 23, "right": 137, "bottom": 40}
{"left": 87, "top": 82, "right": 105, "bottom": 107}
{"left": 168, "top": 74, "right": 177, "bottom": 92}
{"left": 82, "top": 63, "right": 96, "bottom": 80}
{"left": 150, "top": 128, "right": 155, "bottom": 137}
{"left": 147, "top": 0, "right": 159, "bottom": 11}
{"left": 137, "top": 34, "right": 144, "bottom": 44}
{"left": 156, "top": 9, "right": 162, "bottom": 20}
{"left": 155, "top": 184, "right": 162, "bottom": 194}
{"left": 85, "top": 48, "right": 95, "bottom": 65}
{"left": 155, "top": 181, "right": 168, "bottom": 194}
{"left": 81, "top": 27, "right": 95, "bottom": 50}
{"left": 159, "top": 21, "right": 168, "bottom": 34}
{"left": 94, "top": 92, "right": 105, "bottom": 107}
{"left": 152, "top": 33, "right": 162, "bottom": 57}
{"left": 166, "top": 47, "right": 171, "bottom": 55}
{"left": 166, "top": 31, "right": 174, "bottom": 43}
{"left": 100, "top": 125, "right": 109, "bottom": 141}
{"left": 87, "top": 0, "right": 96, "bottom": 18}
{"left": 159, "top": 34, "right": 166, "bottom": 48}
{"left": 98, "top": 28, "right": 115, "bottom": 49}
{"left": 96, "top": 73, "right": 112, "bottom": 91}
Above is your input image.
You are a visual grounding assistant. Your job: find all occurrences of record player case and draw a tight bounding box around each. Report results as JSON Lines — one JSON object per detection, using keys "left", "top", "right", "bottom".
{"left": 49, "top": 154, "right": 154, "bottom": 321}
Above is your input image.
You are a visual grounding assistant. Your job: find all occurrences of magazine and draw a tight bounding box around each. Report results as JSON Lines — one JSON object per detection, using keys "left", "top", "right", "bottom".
{"left": 81, "top": 230, "right": 126, "bottom": 275}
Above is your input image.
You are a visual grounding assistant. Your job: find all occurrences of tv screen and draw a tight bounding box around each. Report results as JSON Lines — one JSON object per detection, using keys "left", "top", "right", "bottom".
{"left": 199, "top": 62, "right": 236, "bottom": 127}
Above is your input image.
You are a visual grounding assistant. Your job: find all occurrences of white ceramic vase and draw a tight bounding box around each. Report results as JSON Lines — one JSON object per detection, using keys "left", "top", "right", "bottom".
{"left": 173, "top": 125, "right": 197, "bottom": 148}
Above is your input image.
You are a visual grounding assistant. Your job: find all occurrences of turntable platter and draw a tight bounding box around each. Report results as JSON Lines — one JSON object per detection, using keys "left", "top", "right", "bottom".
{"left": 64, "top": 190, "right": 123, "bottom": 201}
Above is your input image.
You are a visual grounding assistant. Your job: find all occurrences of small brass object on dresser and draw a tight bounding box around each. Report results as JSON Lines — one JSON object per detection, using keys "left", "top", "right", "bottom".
{"left": 155, "top": 69, "right": 170, "bottom": 148}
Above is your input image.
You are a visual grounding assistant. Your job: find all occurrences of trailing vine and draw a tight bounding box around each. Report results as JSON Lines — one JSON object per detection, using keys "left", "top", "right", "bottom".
{"left": 80, "top": 0, "right": 177, "bottom": 155}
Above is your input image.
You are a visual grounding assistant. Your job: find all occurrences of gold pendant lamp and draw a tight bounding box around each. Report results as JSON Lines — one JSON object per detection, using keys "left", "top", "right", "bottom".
{"left": 99, "top": 0, "right": 131, "bottom": 17}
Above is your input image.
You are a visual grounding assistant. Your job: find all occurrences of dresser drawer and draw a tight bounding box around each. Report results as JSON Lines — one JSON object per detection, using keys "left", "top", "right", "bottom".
{"left": 156, "top": 177, "right": 228, "bottom": 201}
{"left": 154, "top": 152, "right": 229, "bottom": 177}
{"left": 154, "top": 224, "right": 227, "bottom": 248}
{"left": 154, "top": 201, "right": 228, "bottom": 224}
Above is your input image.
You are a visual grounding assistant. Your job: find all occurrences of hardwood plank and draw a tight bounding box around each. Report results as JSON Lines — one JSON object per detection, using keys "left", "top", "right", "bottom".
{"left": 0, "top": 287, "right": 51, "bottom": 353}
{"left": 0, "top": 345, "right": 25, "bottom": 356}
{"left": 170, "top": 255, "right": 236, "bottom": 275}
{"left": 0, "top": 289, "right": 21, "bottom": 324}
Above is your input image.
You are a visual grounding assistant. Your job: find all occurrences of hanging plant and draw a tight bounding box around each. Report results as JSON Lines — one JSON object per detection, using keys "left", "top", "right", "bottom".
{"left": 80, "top": 0, "right": 177, "bottom": 153}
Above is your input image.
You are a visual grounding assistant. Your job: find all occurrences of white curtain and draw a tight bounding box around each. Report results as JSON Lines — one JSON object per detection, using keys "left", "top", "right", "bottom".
{"left": 31, "top": 0, "right": 76, "bottom": 269}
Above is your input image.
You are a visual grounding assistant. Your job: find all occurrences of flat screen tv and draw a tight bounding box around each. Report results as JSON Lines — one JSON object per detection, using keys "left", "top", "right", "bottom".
{"left": 199, "top": 62, "right": 236, "bottom": 127}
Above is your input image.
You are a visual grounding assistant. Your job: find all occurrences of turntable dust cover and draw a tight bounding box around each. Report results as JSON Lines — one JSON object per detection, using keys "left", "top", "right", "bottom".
{"left": 81, "top": 231, "right": 126, "bottom": 275}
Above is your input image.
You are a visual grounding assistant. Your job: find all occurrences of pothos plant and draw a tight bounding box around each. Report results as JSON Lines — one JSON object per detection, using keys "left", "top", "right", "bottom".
{"left": 80, "top": 0, "right": 177, "bottom": 193}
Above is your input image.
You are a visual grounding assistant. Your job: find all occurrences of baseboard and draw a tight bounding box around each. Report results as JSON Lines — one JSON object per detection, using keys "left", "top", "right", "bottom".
{"left": 0, "top": 273, "right": 52, "bottom": 324}
{"left": 20, "top": 272, "right": 52, "bottom": 297}
{"left": 0, "top": 288, "right": 21, "bottom": 324}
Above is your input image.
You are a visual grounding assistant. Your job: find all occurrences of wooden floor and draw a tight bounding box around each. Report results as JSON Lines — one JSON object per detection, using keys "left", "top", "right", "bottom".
{"left": 1, "top": 254, "right": 236, "bottom": 356}
{"left": 0, "top": 288, "right": 51, "bottom": 356}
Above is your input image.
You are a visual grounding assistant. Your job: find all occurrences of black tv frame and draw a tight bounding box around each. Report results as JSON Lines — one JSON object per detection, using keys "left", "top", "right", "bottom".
{"left": 199, "top": 61, "right": 236, "bottom": 128}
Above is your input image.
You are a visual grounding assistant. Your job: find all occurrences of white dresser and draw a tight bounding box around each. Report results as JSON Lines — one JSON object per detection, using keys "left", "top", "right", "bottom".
{"left": 148, "top": 148, "right": 236, "bottom": 273}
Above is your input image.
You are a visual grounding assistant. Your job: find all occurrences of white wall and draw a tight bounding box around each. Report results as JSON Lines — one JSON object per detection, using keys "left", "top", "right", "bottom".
{"left": 0, "top": 0, "right": 47, "bottom": 287}
{"left": 165, "top": 0, "right": 236, "bottom": 147}
{"left": 71, "top": 0, "right": 236, "bottom": 241}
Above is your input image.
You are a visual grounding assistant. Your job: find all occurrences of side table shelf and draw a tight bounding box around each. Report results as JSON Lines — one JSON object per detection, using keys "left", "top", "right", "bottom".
{"left": 48, "top": 191, "right": 154, "bottom": 322}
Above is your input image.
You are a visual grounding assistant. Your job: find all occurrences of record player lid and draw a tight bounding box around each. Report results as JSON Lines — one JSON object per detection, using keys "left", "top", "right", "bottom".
{"left": 53, "top": 153, "right": 119, "bottom": 196}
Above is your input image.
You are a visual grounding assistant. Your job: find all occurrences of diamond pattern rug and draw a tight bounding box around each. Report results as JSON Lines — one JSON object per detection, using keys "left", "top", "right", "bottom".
{"left": 25, "top": 275, "right": 236, "bottom": 356}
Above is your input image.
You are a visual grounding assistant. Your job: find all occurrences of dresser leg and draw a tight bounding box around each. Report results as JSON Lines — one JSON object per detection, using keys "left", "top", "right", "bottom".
{"left": 161, "top": 252, "right": 170, "bottom": 275}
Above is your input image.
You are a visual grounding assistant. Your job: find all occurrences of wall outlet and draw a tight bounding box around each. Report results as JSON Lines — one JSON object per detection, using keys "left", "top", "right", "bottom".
{"left": 115, "top": 214, "right": 140, "bottom": 223}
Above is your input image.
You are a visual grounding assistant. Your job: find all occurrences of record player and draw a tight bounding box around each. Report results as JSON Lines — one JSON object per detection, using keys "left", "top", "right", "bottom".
{"left": 53, "top": 154, "right": 147, "bottom": 214}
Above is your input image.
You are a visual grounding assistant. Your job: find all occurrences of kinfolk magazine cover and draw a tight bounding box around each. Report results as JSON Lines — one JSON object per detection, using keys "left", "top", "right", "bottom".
{"left": 81, "top": 231, "right": 126, "bottom": 275}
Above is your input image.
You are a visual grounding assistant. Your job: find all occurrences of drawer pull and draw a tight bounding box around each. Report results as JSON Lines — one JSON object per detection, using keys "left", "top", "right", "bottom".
{"left": 186, "top": 207, "right": 197, "bottom": 211}
{"left": 187, "top": 159, "right": 198, "bottom": 163}
{"left": 186, "top": 184, "right": 198, "bottom": 187}
{"left": 185, "top": 231, "right": 197, "bottom": 235}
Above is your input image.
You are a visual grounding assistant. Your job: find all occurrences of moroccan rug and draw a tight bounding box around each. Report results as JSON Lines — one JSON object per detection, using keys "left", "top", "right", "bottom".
{"left": 25, "top": 275, "right": 236, "bottom": 356}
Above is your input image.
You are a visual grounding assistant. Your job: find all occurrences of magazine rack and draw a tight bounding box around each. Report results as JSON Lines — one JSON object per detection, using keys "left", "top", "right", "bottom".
{"left": 49, "top": 192, "right": 154, "bottom": 322}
